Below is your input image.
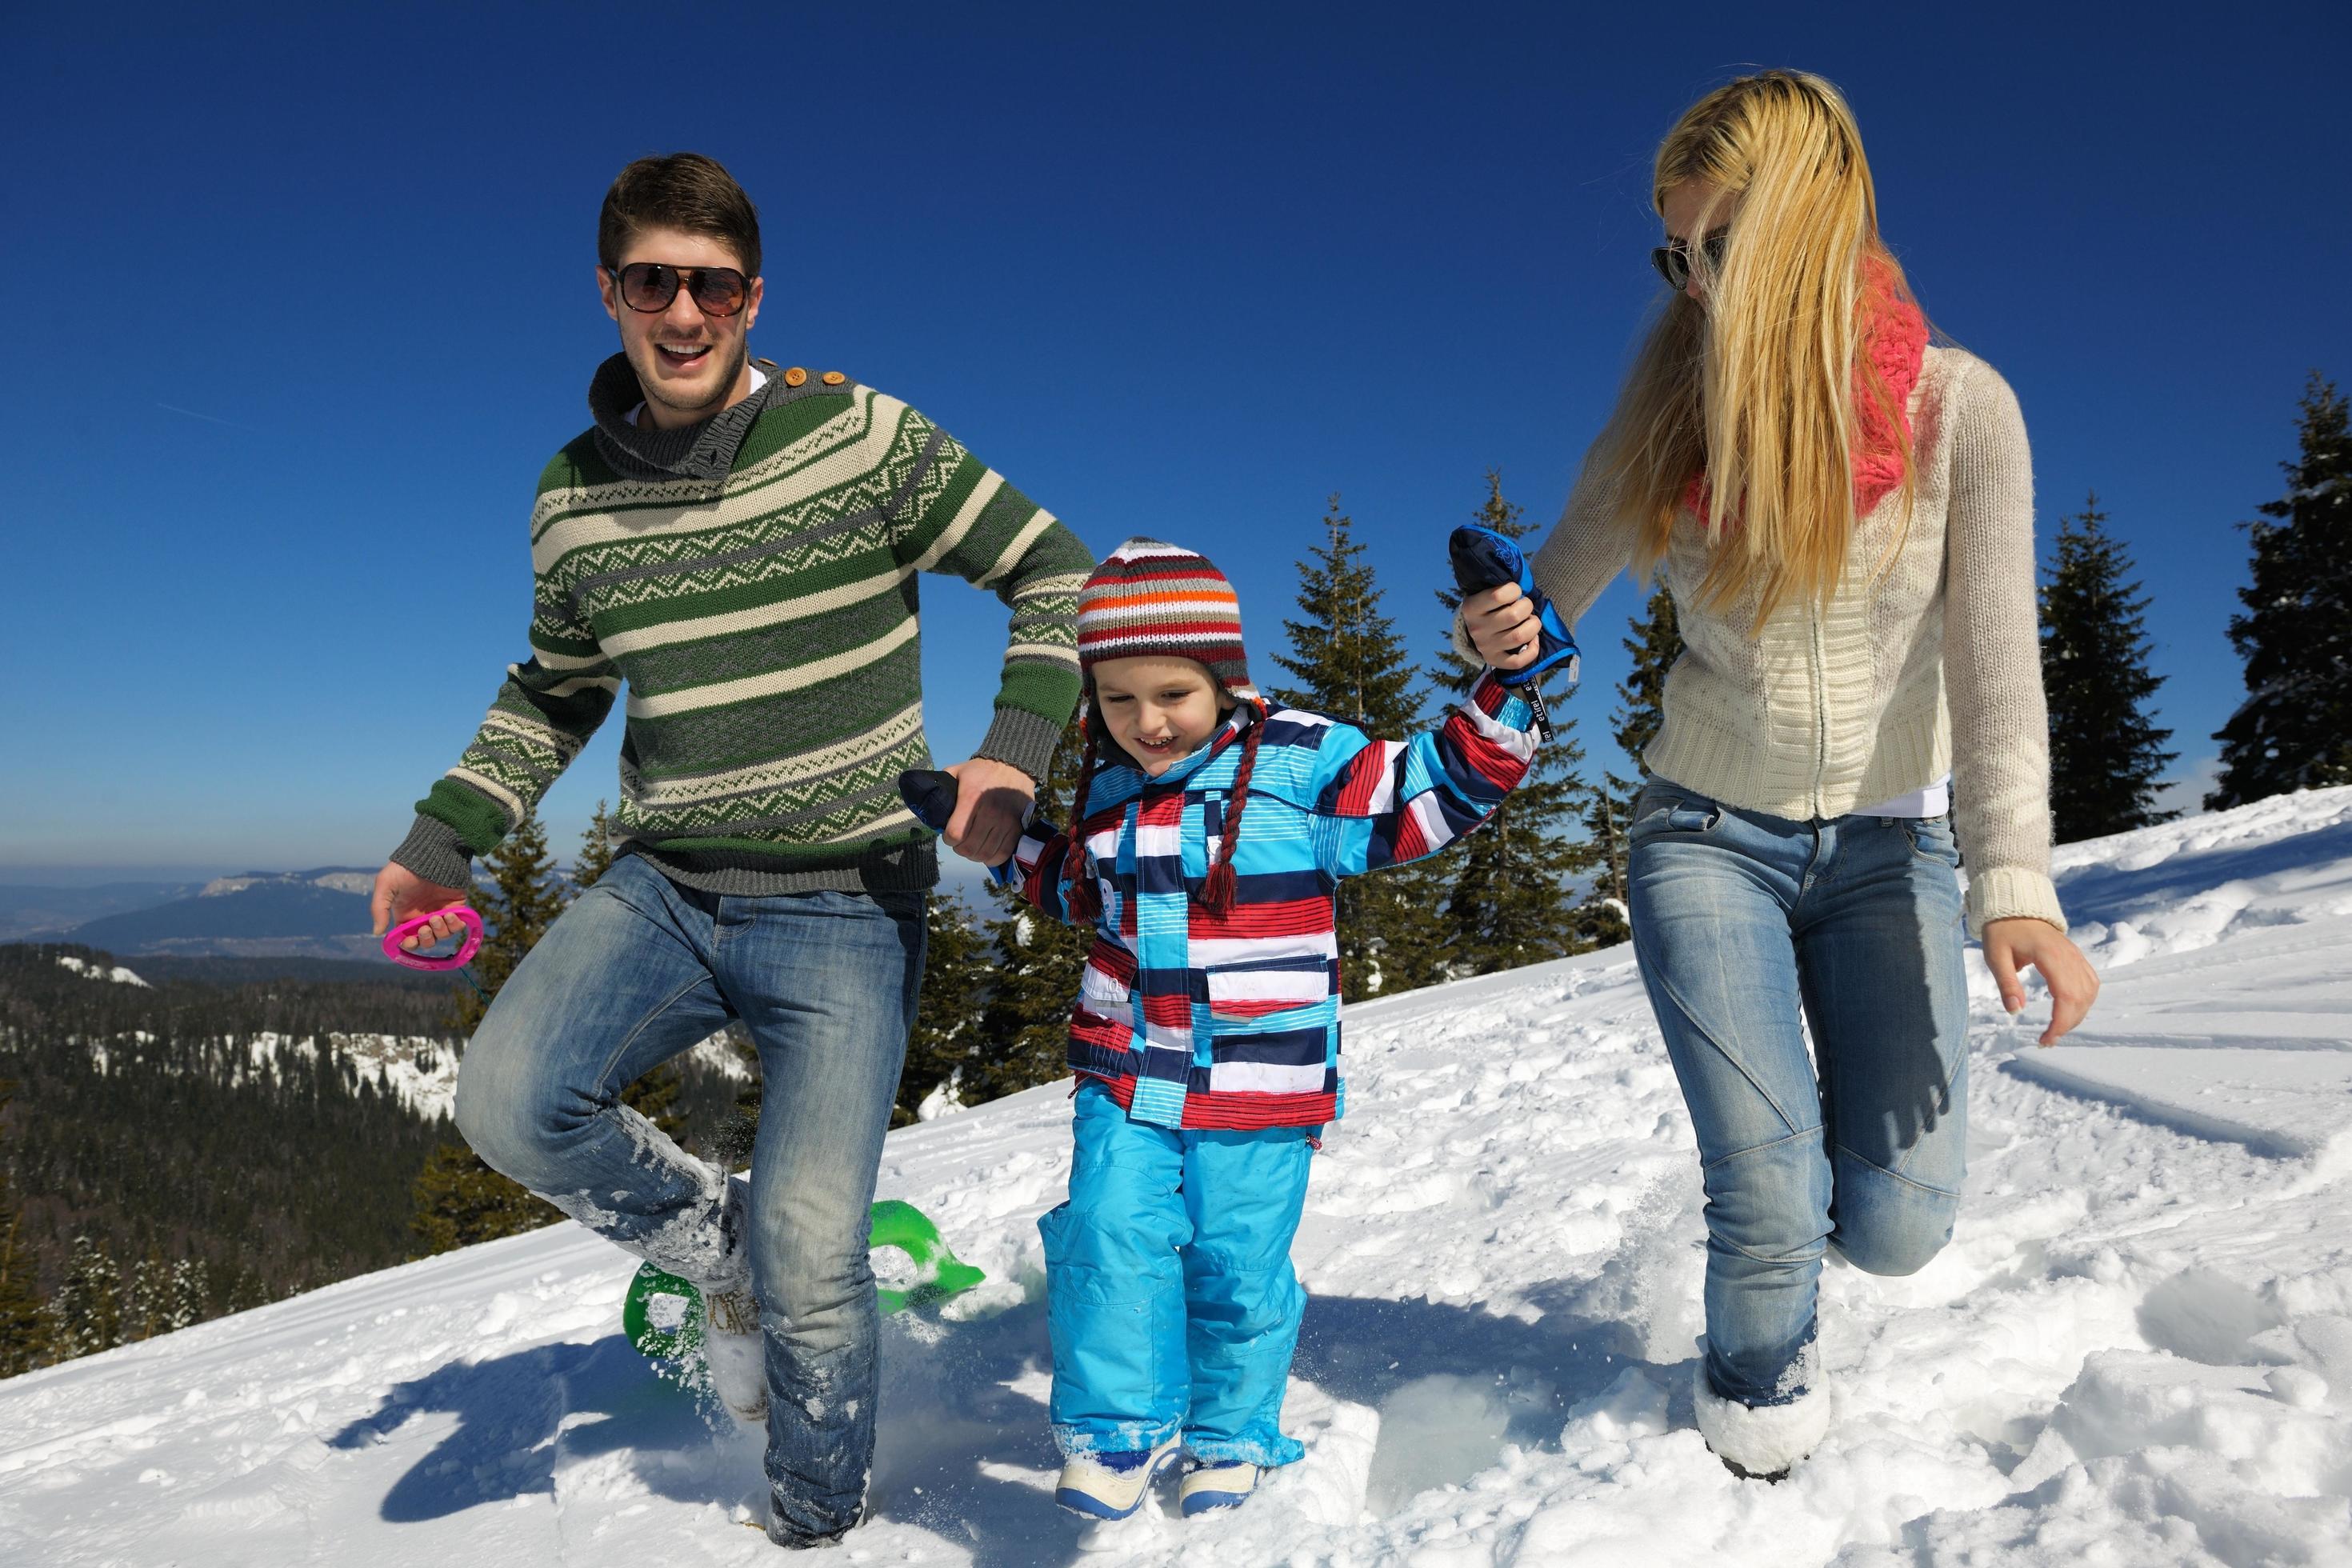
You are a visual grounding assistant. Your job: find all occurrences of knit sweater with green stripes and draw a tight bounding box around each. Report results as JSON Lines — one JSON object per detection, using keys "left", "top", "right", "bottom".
{"left": 390, "top": 354, "right": 1093, "bottom": 896}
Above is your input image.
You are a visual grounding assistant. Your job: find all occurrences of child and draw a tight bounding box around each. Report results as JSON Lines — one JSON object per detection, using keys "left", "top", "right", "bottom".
{"left": 1005, "top": 538, "right": 1544, "bottom": 1521}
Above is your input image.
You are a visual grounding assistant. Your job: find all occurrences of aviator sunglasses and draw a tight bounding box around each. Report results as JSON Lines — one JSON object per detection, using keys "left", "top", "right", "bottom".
{"left": 1650, "top": 230, "right": 1730, "bottom": 292}
{"left": 608, "top": 261, "right": 750, "bottom": 318}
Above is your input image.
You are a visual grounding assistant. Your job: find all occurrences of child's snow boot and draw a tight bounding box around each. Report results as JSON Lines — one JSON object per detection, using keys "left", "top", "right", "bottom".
{"left": 701, "top": 1287, "right": 768, "bottom": 1424}
{"left": 1054, "top": 1438, "right": 1182, "bottom": 1520}
{"left": 1178, "top": 1459, "right": 1256, "bottom": 1515}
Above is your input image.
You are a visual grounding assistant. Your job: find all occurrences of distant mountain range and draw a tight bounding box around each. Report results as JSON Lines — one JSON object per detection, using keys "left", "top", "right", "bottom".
{"left": 54, "top": 868, "right": 385, "bottom": 959}
{"left": 0, "top": 882, "right": 205, "bottom": 942}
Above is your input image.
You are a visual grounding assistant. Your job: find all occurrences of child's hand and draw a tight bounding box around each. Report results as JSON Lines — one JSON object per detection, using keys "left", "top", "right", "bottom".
{"left": 1465, "top": 583, "right": 1542, "bottom": 670}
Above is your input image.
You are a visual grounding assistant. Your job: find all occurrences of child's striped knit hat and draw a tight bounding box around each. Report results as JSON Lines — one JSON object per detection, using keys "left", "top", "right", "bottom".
{"left": 1075, "top": 538, "right": 1261, "bottom": 706}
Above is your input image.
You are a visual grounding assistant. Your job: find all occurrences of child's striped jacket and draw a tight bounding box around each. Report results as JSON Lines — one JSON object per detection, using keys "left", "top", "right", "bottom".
{"left": 1010, "top": 673, "right": 1542, "bottom": 1130}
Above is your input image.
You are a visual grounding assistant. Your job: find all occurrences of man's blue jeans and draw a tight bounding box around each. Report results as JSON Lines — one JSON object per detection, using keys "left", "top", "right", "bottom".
{"left": 452, "top": 854, "right": 925, "bottom": 1543}
{"left": 1626, "top": 779, "right": 1969, "bottom": 1409}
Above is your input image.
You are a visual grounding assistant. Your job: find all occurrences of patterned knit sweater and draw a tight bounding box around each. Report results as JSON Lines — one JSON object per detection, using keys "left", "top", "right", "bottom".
{"left": 1526, "top": 346, "right": 2063, "bottom": 936}
{"left": 390, "top": 355, "right": 1093, "bottom": 895}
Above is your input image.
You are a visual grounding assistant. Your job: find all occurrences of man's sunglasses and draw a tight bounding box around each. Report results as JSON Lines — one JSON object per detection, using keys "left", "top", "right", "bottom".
{"left": 609, "top": 262, "right": 750, "bottom": 318}
{"left": 1650, "top": 230, "right": 1730, "bottom": 292}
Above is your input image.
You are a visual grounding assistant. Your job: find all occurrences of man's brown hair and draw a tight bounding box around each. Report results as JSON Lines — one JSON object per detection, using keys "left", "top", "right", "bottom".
{"left": 598, "top": 153, "right": 762, "bottom": 278}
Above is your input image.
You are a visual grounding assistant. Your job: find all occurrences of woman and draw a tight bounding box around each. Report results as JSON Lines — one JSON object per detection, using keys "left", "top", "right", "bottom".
{"left": 1469, "top": 70, "right": 2098, "bottom": 1481}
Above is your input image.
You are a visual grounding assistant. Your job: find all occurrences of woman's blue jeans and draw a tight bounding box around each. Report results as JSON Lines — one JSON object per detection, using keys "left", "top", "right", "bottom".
{"left": 451, "top": 854, "right": 925, "bottom": 1544}
{"left": 1626, "top": 778, "right": 1969, "bottom": 1408}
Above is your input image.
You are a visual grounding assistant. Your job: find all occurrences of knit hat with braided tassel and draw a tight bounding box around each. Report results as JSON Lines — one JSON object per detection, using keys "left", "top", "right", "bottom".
{"left": 1066, "top": 538, "right": 1262, "bottom": 914}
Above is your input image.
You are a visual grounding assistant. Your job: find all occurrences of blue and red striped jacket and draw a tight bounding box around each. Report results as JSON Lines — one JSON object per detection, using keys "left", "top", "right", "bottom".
{"left": 1010, "top": 672, "right": 1541, "bottom": 1130}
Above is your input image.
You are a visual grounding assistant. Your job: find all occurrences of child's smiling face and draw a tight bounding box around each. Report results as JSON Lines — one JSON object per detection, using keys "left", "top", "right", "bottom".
{"left": 1091, "top": 656, "right": 1234, "bottom": 777}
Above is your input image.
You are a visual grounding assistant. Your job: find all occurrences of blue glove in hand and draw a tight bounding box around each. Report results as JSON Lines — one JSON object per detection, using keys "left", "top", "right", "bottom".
{"left": 1450, "top": 524, "right": 1580, "bottom": 738}
{"left": 898, "top": 770, "right": 1018, "bottom": 887}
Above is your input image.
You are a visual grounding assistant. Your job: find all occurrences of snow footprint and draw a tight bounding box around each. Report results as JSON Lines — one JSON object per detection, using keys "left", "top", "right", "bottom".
{"left": 1310, "top": 1170, "right": 1458, "bottom": 1218}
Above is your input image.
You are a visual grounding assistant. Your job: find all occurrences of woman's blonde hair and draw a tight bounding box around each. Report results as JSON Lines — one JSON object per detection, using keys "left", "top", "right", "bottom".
{"left": 1592, "top": 70, "right": 1919, "bottom": 626}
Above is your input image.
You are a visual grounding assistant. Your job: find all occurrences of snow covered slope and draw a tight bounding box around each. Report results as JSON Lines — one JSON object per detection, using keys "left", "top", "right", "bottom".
{"left": 4, "top": 790, "right": 2349, "bottom": 1566}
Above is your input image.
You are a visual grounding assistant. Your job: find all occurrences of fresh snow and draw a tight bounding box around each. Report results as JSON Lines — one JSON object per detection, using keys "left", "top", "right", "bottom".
{"left": 4, "top": 790, "right": 2350, "bottom": 1565}
{"left": 54, "top": 954, "right": 149, "bottom": 986}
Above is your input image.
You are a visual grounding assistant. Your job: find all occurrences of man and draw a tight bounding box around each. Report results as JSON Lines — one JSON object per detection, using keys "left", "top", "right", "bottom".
{"left": 369, "top": 153, "right": 1090, "bottom": 1547}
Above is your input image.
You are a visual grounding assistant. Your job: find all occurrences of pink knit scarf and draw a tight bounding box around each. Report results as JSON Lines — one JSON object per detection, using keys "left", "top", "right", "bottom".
{"left": 1686, "top": 268, "right": 1928, "bottom": 526}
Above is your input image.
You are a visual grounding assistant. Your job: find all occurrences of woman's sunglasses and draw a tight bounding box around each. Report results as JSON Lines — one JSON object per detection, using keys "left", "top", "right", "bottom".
{"left": 1650, "top": 230, "right": 1730, "bottom": 292}
{"left": 610, "top": 262, "right": 750, "bottom": 318}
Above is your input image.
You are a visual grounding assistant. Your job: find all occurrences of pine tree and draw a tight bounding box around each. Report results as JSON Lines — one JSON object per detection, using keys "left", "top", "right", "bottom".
{"left": 2210, "top": 374, "right": 2352, "bottom": 809}
{"left": 408, "top": 1142, "right": 560, "bottom": 1256}
{"left": 620, "top": 1065, "right": 686, "bottom": 1142}
{"left": 897, "top": 893, "right": 990, "bottom": 1125}
{"left": 709, "top": 1028, "right": 763, "bottom": 1172}
{"left": 1575, "top": 583, "right": 1683, "bottom": 939}
{"left": 1272, "top": 497, "right": 1449, "bottom": 998}
{"left": 0, "top": 1079, "right": 47, "bottom": 1375}
{"left": 1573, "top": 788, "right": 1633, "bottom": 947}
{"left": 416, "top": 808, "right": 567, "bottom": 1255}
{"left": 225, "top": 1266, "right": 266, "bottom": 1315}
{"left": 121, "top": 1253, "right": 166, "bottom": 1342}
{"left": 572, "top": 798, "right": 620, "bottom": 891}
{"left": 1614, "top": 583, "right": 1682, "bottom": 768}
{"left": 45, "top": 1233, "right": 123, "bottom": 1362}
{"left": 970, "top": 713, "right": 1094, "bottom": 1103}
{"left": 2038, "top": 493, "right": 2178, "bottom": 840}
{"left": 446, "top": 808, "right": 567, "bottom": 1038}
{"left": 164, "top": 1258, "right": 209, "bottom": 1333}
{"left": 1432, "top": 472, "right": 1606, "bottom": 973}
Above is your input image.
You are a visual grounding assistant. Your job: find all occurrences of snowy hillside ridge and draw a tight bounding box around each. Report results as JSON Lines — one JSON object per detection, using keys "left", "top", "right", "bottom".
{"left": 242, "top": 1031, "right": 462, "bottom": 1120}
{"left": 2, "top": 790, "right": 2348, "bottom": 1565}
{"left": 54, "top": 954, "right": 148, "bottom": 986}
{"left": 56, "top": 1025, "right": 463, "bottom": 1119}
{"left": 198, "top": 868, "right": 378, "bottom": 898}
{"left": 75, "top": 1028, "right": 746, "bottom": 1122}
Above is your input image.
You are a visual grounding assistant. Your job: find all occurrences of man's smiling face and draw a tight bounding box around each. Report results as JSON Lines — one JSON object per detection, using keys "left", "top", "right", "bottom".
{"left": 598, "top": 226, "right": 764, "bottom": 429}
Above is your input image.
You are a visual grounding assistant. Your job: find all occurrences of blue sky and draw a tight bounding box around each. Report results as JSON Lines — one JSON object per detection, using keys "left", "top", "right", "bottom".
{"left": 4, "top": 2, "right": 2346, "bottom": 888}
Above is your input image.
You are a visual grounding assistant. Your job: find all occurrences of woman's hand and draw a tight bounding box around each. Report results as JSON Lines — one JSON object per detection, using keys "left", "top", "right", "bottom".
{"left": 1465, "top": 582, "right": 1542, "bottom": 670}
{"left": 1982, "top": 918, "right": 2099, "bottom": 1046}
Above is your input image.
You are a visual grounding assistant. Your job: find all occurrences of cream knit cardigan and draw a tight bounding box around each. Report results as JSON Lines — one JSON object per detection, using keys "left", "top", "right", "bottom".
{"left": 1527, "top": 345, "right": 2064, "bottom": 936}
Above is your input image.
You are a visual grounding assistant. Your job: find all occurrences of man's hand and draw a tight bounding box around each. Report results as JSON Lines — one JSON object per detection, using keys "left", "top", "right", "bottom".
{"left": 942, "top": 757, "right": 1036, "bottom": 868}
{"left": 371, "top": 861, "right": 474, "bottom": 952}
{"left": 1465, "top": 583, "right": 1542, "bottom": 671}
{"left": 1982, "top": 918, "right": 2100, "bottom": 1046}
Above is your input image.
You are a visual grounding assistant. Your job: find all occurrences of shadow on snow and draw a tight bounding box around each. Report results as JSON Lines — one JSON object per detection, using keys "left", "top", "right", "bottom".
{"left": 328, "top": 1287, "right": 1658, "bottom": 1567}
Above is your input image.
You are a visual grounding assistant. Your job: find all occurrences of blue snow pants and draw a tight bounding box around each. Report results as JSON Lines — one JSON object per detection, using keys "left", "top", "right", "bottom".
{"left": 1039, "top": 1081, "right": 1318, "bottom": 1467}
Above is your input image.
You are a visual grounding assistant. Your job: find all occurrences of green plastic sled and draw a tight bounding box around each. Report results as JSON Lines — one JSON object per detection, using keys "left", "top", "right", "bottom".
{"left": 623, "top": 1198, "right": 986, "bottom": 1366}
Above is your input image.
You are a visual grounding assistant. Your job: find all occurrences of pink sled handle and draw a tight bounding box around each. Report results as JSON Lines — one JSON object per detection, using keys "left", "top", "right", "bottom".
{"left": 382, "top": 905, "right": 484, "bottom": 971}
